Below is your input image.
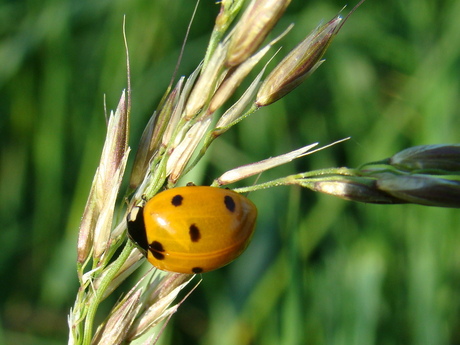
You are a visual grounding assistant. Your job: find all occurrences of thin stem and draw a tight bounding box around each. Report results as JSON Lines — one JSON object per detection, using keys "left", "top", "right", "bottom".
{"left": 82, "top": 241, "right": 135, "bottom": 345}
{"left": 231, "top": 167, "right": 358, "bottom": 193}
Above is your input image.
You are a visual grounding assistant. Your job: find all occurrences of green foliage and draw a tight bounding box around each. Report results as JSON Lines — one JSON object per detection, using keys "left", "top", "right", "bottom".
{"left": 1, "top": 0, "right": 459, "bottom": 344}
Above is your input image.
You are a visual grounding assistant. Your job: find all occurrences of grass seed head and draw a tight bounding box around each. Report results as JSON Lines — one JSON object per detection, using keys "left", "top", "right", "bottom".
{"left": 389, "top": 144, "right": 460, "bottom": 172}
{"left": 308, "top": 177, "right": 405, "bottom": 204}
{"left": 256, "top": 15, "right": 342, "bottom": 107}
{"left": 226, "top": 0, "right": 291, "bottom": 67}
{"left": 376, "top": 173, "right": 460, "bottom": 208}
{"left": 78, "top": 91, "right": 130, "bottom": 263}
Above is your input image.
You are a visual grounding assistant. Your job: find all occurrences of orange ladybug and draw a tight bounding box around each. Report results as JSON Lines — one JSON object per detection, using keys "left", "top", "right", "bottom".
{"left": 127, "top": 186, "right": 257, "bottom": 274}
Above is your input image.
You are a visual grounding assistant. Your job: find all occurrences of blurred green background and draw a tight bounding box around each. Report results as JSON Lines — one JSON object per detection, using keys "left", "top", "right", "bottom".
{"left": 1, "top": 0, "right": 460, "bottom": 344}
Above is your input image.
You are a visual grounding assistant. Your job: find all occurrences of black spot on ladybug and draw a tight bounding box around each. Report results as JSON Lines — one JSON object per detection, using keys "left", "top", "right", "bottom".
{"left": 149, "top": 241, "right": 166, "bottom": 260}
{"left": 192, "top": 267, "right": 203, "bottom": 273}
{"left": 171, "top": 194, "right": 183, "bottom": 206}
{"left": 151, "top": 251, "right": 165, "bottom": 260}
{"left": 189, "top": 224, "right": 201, "bottom": 242}
{"left": 224, "top": 195, "right": 236, "bottom": 212}
{"left": 149, "top": 240, "right": 165, "bottom": 252}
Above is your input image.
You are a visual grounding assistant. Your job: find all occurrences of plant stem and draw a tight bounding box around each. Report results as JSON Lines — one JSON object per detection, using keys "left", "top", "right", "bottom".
{"left": 81, "top": 241, "right": 135, "bottom": 345}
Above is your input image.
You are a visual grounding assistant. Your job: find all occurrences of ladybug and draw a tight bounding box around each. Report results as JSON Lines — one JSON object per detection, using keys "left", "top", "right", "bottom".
{"left": 127, "top": 185, "right": 257, "bottom": 274}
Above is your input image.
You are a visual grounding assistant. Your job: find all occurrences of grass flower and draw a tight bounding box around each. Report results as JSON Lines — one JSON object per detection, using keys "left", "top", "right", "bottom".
{"left": 255, "top": 15, "right": 341, "bottom": 106}
{"left": 69, "top": 1, "right": 369, "bottom": 342}
{"left": 249, "top": 145, "right": 460, "bottom": 207}
{"left": 376, "top": 173, "right": 460, "bottom": 207}
{"left": 226, "top": 0, "right": 292, "bottom": 67}
{"left": 387, "top": 144, "right": 460, "bottom": 172}
{"left": 256, "top": 0, "right": 366, "bottom": 106}
{"left": 66, "top": 2, "right": 460, "bottom": 344}
{"left": 77, "top": 91, "right": 130, "bottom": 266}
